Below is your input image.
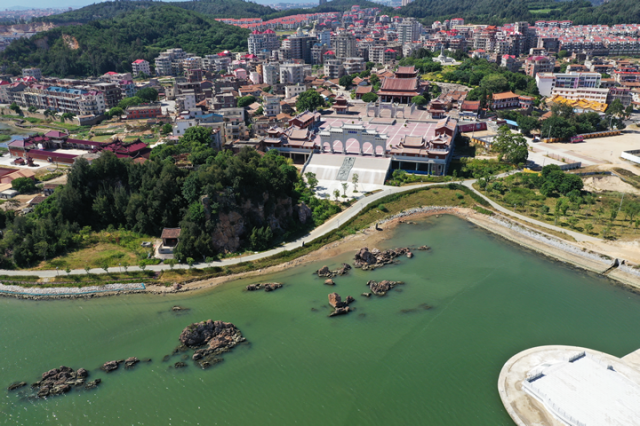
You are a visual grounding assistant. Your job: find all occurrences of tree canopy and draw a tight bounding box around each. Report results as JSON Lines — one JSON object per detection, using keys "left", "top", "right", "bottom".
{"left": 492, "top": 126, "right": 528, "bottom": 165}
{"left": 296, "top": 90, "right": 325, "bottom": 112}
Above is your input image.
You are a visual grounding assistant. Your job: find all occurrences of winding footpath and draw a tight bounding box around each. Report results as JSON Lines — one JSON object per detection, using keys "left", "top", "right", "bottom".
{"left": 0, "top": 176, "right": 600, "bottom": 278}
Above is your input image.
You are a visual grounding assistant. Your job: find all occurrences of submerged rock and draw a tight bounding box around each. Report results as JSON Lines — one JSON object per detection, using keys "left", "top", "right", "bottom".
{"left": 7, "top": 381, "right": 26, "bottom": 391}
{"left": 367, "top": 280, "right": 404, "bottom": 296}
{"left": 172, "top": 305, "right": 190, "bottom": 311}
{"left": 246, "top": 282, "right": 283, "bottom": 292}
{"left": 179, "top": 319, "right": 246, "bottom": 361}
{"left": 418, "top": 245, "right": 430, "bottom": 251}
{"left": 361, "top": 292, "right": 371, "bottom": 298}
{"left": 85, "top": 378, "right": 101, "bottom": 389}
{"left": 174, "top": 362, "right": 187, "bottom": 369}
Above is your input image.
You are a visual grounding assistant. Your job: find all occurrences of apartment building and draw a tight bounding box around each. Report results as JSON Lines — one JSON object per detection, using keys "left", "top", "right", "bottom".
{"left": 324, "top": 59, "right": 344, "bottom": 79}
{"left": 131, "top": 59, "right": 151, "bottom": 77}
{"left": 22, "top": 67, "right": 42, "bottom": 80}
{"left": 248, "top": 29, "right": 280, "bottom": 55}
{"left": 343, "top": 57, "right": 366, "bottom": 75}
{"left": 262, "top": 63, "right": 280, "bottom": 85}
{"left": 334, "top": 32, "right": 357, "bottom": 59}
{"left": 536, "top": 72, "right": 601, "bottom": 97}
{"left": 524, "top": 56, "right": 554, "bottom": 77}
{"left": 280, "top": 63, "right": 305, "bottom": 85}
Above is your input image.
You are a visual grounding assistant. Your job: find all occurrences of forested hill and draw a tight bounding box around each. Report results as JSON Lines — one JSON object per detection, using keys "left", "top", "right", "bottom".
{"left": 34, "top": 0, "right": 278, "bottom": 24}
{"left": 262, "top": 0, "right": 388, "bottom": 21}
{"left": 397, "top": 0, "right": 640, "bottom": 25}
{"left": 0, "top": 5, "right": 249, "bottom": 78}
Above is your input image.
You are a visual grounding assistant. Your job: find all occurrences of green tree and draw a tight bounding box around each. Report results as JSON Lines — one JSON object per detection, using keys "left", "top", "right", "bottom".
{"left": 341, "top": 182, "right": 348, "bottom": 197}
{"left": 296, "top": 90, "right": 324, "bottom": 112}
{"left": 161, "top": 123, "right": 173, "bottom": 135}
{"left": 491, "top": 126, "right": 528, "bottom": 165}
{"left": 339, "top": 74, "right": 354, "bottom": 88}
{"left": 584, "top": 223, "right": 594, "bottom": 234}
{"left": 237, "top": 95, "right": 256, "bottom": 108}
{"left": 136, "top": 87, "right": 158, "bottom": 102}
{"left": 333, "top": 189, "right": 340, "bottom": 202}
{"left": 411, "top": 95, "right": 428, "bottom": 106}
{"left": 9, "top": 102, "right": 21, "bottom": 115}
{"left": 352, "top": 173, "right": 359, "bottom": 193}
{"left": 606, "top": 99, "right": 625, "bottom": 118}
{"left": 108, "top": 107, "right": 124, "bottom": 118}
{"left": 117, "top": 96, "right": 143, "bottom": 109}
{"left": 361, "top": 92, "right": 378, "bottom": 103}
{"left": 167, "top": 259, "right": 176, "bottom": 270}
{"left": 186, "top": 257, "right": 195, "bottom": 269}
{"left": 305, "top": 172, "right": 318, "bottom": 192}
{"left": 481, "top": 74, "right": 509, "bottom": 94}
{"left": 34, "top": 241, "right": 48, "bottom": 261}
{"left": 27, "top": 105, "right": 37, "bottom": 113}
{"left": 11, "top": 177, "right": 36, "bottom": 193}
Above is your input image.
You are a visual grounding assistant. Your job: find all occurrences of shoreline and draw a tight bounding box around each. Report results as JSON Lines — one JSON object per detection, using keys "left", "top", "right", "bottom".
{"left": 4, "top": 207, "right": 640, "bottom": 300}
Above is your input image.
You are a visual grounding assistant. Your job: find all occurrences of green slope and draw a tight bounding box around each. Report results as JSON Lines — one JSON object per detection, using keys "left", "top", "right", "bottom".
{"left": 1, "top": 5, "right": 249, "bottom": 78}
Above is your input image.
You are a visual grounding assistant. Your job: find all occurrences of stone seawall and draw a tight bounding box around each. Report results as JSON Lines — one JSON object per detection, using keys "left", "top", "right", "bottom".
{"left": 0, "top": 283, "right": 146, "bottom": 299}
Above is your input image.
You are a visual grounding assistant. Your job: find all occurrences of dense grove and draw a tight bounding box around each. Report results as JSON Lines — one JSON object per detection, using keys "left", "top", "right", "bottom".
{"left": 0, "top": 5, "right": 249, "bottom": 77}
{"left": 0, "top": 128, "right": 337, "bottom": 267}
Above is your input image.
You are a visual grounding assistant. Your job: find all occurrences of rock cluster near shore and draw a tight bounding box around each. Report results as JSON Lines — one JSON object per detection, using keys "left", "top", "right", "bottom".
{"left": 328, "top": 292, "right": 355, "bottom": 317}
{"left": 317, "top": 263, "right": 352, "bottom": 278}
{"left": 367, "top": 280, "right": 404, "bottom": 296}
{"left": 353, "top": 247, "right": 412, "bottom": 270}
{"left": 246, "top": 282, "right": 283, "bottom": 292}
{"left": 179, "top": 320, "right": 246, "bottom": 369}
{"left": 28, "top": 366, "right": 97, "bottom": 398}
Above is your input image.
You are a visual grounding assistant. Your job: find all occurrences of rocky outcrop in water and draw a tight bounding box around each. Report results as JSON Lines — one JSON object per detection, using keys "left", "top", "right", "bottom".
{"left": 418, "top": 245, "right": 430, "bottom": 251}
{"left": 246, "top": 282, "right": 283, "bottom": 292}
{"left": 179, "top": 320, "right": 246, "bottom": 364}
{"left": 353, "top": 248, "right": 412, "bottom": 270}
{"left": 324, "top": 279, "right": 335, "bottom": 286}
{"left": 367, "top": 280, "right": 404, "bottom": 296}
{"left": 124, "top": 357, "right": 139, "bottom": 369}
{"left": 29, "top": 366, "right": 95, "bottom": 398}
{"left": 328, "top": 293, "right": 355, "bottom": 317}
{"left": 101, "top": 360, "right": 120, "bottom": 373}
{"left": 317, "top": 263, "right": 351, "bottom": 278}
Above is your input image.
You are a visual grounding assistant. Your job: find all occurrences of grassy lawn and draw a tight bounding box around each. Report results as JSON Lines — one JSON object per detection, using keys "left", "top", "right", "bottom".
{"left": 34, "top": 230, "right": 159, "bottom": 270}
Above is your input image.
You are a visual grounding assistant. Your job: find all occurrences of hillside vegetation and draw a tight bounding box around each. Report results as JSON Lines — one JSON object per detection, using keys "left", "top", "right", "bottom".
{"left": 397, "top": 0, "right": 640, "bottom": 25}
{"left": 35, "top": 0, "right": 277, "bottom": 24}
{"left": 0, "top": 5, "right": 249, "bottom": 78}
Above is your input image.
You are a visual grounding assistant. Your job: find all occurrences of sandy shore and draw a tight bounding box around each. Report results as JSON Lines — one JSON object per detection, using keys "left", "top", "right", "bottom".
{"left": 6, "top": 207, "right": 640, "bottom": 299}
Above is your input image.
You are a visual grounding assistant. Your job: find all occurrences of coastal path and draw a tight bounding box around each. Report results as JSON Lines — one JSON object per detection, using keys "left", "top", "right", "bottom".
{"left": 0, "top": 176, "right": 600, "bottom": 278}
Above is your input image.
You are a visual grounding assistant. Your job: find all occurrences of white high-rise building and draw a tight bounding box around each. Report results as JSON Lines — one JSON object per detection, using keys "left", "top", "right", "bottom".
{"left": 248, "top": 29, "right": 280, "bottom": 55}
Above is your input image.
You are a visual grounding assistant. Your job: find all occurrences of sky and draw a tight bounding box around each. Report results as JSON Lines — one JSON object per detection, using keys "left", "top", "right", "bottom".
{"left": 13, "top": 0, "right": 289, "bottom": 9}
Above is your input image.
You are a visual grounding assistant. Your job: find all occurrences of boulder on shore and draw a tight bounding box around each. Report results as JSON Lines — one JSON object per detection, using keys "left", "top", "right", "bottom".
{"left": 367, "top": 280, "right": 404, "bottom": 296}
{"left": 179, "top": 319, "right": 246, "bottom": 361}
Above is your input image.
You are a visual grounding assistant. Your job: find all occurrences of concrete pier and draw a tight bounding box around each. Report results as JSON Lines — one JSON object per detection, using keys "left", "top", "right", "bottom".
{"left": 498, "top": 345, "right": 640, "bottom": 426}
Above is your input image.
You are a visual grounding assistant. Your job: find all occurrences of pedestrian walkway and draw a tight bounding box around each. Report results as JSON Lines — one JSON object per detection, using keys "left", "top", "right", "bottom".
{"left": 0, "top": 175, "right": 600, "bottom": 278}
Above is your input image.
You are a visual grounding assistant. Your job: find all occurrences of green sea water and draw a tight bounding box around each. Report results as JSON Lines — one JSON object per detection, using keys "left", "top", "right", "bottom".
{"left": 2, "top": 215, "right": 640, "bottom": 425}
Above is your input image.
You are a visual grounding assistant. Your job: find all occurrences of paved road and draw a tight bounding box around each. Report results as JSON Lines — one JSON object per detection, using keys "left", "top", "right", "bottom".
{"left": 0, "top": 177, "right": 600, "bottom": 278}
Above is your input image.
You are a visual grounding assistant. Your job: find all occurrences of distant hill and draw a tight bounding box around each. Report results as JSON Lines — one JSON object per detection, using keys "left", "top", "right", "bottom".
{"left": 395, "top": 0, "right": 640, "bottom": 25}
{"left": 262, "top": 0, "right": 390, "bottom": 21}
{"left": 34, "top": 0, "right": 278, "bottom": 24}
{"left": 1, "top": 4, "right": 249, "bottom": 78}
